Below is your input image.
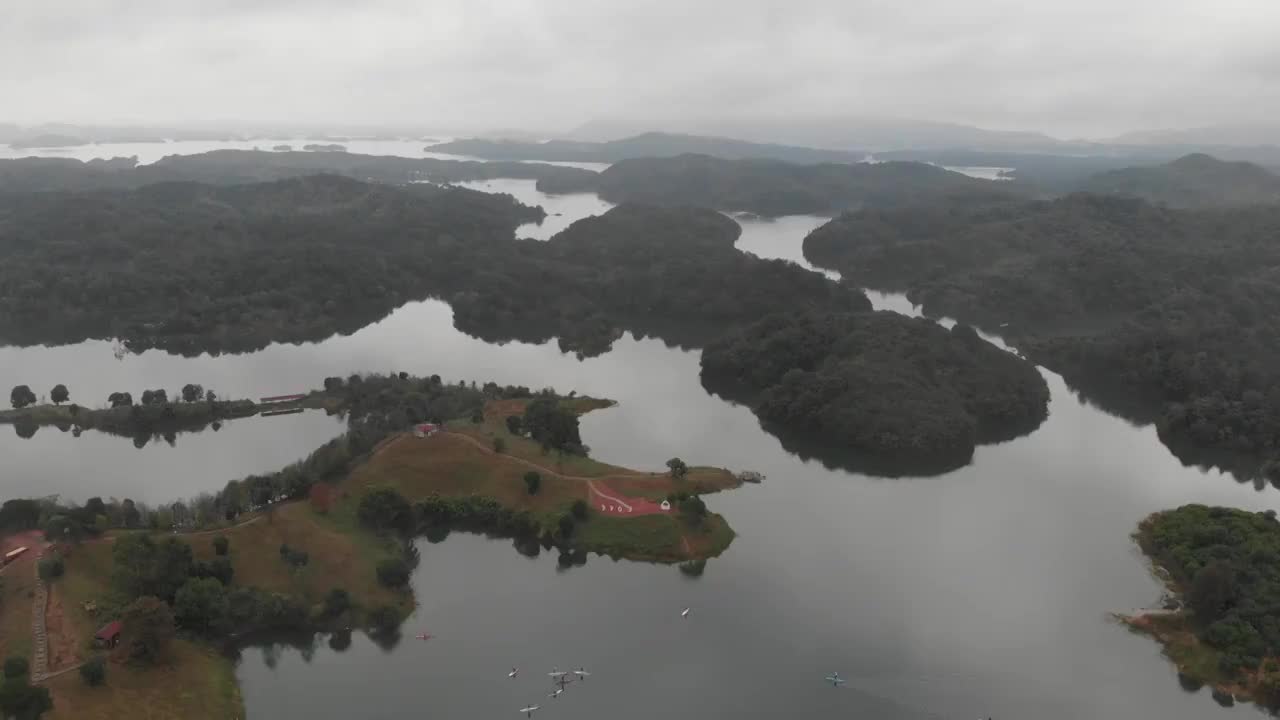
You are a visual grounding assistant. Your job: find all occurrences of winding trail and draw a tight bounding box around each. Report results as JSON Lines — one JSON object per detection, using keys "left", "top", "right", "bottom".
{"left": 444, "top": 431, "right": 669, "bottom": 517}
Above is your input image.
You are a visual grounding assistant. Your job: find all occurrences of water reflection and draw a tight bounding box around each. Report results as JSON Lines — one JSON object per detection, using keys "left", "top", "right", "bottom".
{"left": 455, "top": 178, "right": 614, "bottom": 240}
{"left": 0, "top": 173, "right": 1274, "bottom": 718}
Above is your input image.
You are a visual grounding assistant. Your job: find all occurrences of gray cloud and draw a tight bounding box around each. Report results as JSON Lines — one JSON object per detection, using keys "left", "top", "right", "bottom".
{"left": 2, "top": 0, "right": 1277, "bottom": 138}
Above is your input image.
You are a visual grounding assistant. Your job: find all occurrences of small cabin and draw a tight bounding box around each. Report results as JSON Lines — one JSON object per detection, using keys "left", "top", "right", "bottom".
{"left": 2, "top": 546, "right": 28, "bottom": 567}
{"left": 95, "top": 620, "right": 122, "bottom": 649}
{"left": 413, "top": 423, "right": 440, "bottom": 438}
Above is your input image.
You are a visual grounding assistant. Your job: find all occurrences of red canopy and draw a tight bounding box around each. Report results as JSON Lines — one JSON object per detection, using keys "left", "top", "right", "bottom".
{"left": 95, "top": 620, "right": 122, "bottom": 641}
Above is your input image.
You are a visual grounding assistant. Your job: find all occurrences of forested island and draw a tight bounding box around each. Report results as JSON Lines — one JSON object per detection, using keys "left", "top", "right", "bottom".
{"left": 0, "top": 175, "right": 542, "bottom": 352}
{"left": 427, "top": 131, "right": 865, "bottom": 164}
{"left": 0, "top": 150, "right": 597, "bottom": 193}
{"left": 0, "top": 161, "right": 1055, "bottom": 473}
{"left": 804, "top": 194, "right": 1280, "bottom": 479}
{"left": 537, "top": 154, "right": 1032, "bottom": 216}
{"left": 700, "top": 311, "right": 1048, "bottom": 474}
{"left": 1079, "top": 154, "right": 1280, "bottom": 208}
{"left": 0, "top": 179, "right": 864, "bottom": 354}
{"left": 1126, "top": 505, "right": 1280, "bottom": 709}
{"left": 445, "top": 204, "right": 872, "bottom": 354}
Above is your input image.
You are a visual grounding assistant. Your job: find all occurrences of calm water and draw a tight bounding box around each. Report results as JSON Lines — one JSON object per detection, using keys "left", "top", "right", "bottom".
{"left": 0, "top": 178, "right": 1270, "bottom": 719}
{"left": 0, "top": 138, "right": 477, "bottom": 164}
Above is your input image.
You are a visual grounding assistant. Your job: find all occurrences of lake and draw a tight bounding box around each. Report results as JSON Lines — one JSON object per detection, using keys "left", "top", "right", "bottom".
{"left": 0, "top": 172, "right": 1270, "bottom": 718}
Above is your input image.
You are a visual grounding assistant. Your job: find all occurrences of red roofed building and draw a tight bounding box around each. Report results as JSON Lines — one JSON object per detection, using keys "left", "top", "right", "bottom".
{"left": 95, "top": 620, "right": 122, "bottom": 648}
{"left": 414, "top": 423, "right": 440, "bottom": 438}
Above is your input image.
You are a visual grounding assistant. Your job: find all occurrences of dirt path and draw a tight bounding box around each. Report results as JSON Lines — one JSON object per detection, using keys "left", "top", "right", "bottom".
{"left": 446, "top": 432, "right": 669, "bottom": 517}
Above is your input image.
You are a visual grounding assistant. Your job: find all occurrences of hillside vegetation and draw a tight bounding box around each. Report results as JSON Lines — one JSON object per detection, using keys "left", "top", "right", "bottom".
{"left": 700, "top": 311, "right": 1048, "bottom": 473}
{"left": 0, "top": 175, "right": 540, "bottom": 352}
{"left": 804, "top": 194, "right": 1280, "bottom": 478}
{"left": 1080, "top": 154, "right": 1280, "bottom": 208}
{"left": 1133, "top": 505, "right": 1280, "bottom": 708}
{"left": 539, "top": 154, "right": 1030, "bottom": 216}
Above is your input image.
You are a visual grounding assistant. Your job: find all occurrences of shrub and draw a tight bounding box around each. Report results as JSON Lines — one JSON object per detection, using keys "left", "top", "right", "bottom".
{"left": 358, "top": 488, "right": 412, "bottom": 532}
{"left": 492, "top": 437, "right": 506, "bottom": 453}
{"left": 571, "top": 499, "right": 589, "bottom": 520}
{"left": 369, "top": 605, "right": 402, "bottom": 633}
{"left": 212, "top": 536, "right": 229, "bottom": 556}
{"left": 523, "top": 471, "right": 541, "bottom": 495}
{"left": 323, "top": 588, "right": 352, "bottom": 617}
{"left": 376, "top": 557, "right": 411, "bottom": 588}
{"left": 80, "top": 655, "right": 107, "bottom": 686}
{"left": 37, "top": 556, "right": 64, "bottom": 582}
{"left": 120, "top": 596, "right": 175, "bottom": 664}
{"left": 3, "top": 656, "right": 29, "bottom": 679}
{"left": 557, "top": 514, "right": 575, "bottom": 538}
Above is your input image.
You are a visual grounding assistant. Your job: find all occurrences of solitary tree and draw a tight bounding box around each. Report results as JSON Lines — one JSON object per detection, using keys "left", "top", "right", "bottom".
{"left": 50, "top": 384, "right": 69, "bottom": 405}
{"left": 571, "top": 499, "right": 589, "bottom": 520}
{"left": 492, "top": 437, "right": 507, "bottom": 454}
{"left": 1188, "top": 563, "right": 1237, "bottom": 623}
{"left": 181, "top": 384, "right": 204, "bottom": 403}
{"left": 9, "top": 385, "right": 36, "bottom": 410}
{"left": 667, "top": 457, "right": 689, "bottom": 480}
{"left": 120, "top": 596, "right": 176, "bottom": 664}
{"left": 505, "top": 415, "right": 523, "bottom": 435}
{"left": 212, "top": 536, "right": 229, "bottom": 556}
{"left": 524, "top": 471, "right": 542, "bottom": 495}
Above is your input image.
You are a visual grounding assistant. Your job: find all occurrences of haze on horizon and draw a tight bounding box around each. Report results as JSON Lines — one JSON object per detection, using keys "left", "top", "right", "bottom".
{"left": 3, "top": 0, "right": 1278, "bottom": 142}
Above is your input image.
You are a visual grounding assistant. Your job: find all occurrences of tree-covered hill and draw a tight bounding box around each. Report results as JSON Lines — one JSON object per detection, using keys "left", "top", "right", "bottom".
{"left": 803, "top": 194, "right": 1280, "bottom": 478}
{"left": 539, "top": 153, "right": 1031, "bottom": 216}
{"left": 0, "top": 175, "right": 542, "bottom": 352}
{"left": 700, "top": 310, "right": 1048, "bottom": 473}
{"left": 0, "top": 150, "right": 597, "bottom": 193}
{"left": 1079, "top": 153, "right": 1280, "bottom": 208}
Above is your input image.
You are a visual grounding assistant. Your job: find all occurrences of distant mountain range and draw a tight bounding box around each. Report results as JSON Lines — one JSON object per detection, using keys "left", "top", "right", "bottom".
{"left": 1079, "top": 153, "right": 1280, "bottom": 208}
{"left": 566, "top": 116, "right": 1066, "bottom": 153}
{"left": 428, "top": 132, "right": 865, "bottom": 164}
{"left": 1106, "top": 124, "right": 1280, "bottom": 148}
{"left": 537, "top": 153, "right": 1030, "bottom": 217}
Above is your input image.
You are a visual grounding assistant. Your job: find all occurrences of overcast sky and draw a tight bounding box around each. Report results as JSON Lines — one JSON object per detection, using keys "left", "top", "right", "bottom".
{"left": 3, "top": 0, "right": 1278, "bottom": 139}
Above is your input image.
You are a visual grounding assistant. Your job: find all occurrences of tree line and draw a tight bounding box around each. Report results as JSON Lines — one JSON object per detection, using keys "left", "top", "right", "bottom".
{"left": 804, "top": 193, "right": 1280, "bottom": 480}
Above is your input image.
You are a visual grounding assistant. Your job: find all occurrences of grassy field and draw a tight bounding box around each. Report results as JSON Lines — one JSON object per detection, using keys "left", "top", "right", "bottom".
{"left": 185, "top": 502, "right": 408, "bottom": 615}
{"left": 45, "top": 640, "right": 242, "bottom": 720}
{"left": 450, "top": 397, "right": 631, "bottom": 478}
{"left": 354, "top": 398, "right": 742, "bottom": 562}
{"left": 349, "top": 432, "right": 585, "bottom": 524}
{"left": 0, "top": 555, "right": 37, "bottom": 662}
{"left": 576, "top": 513, "right": 736, "bottom": 562}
